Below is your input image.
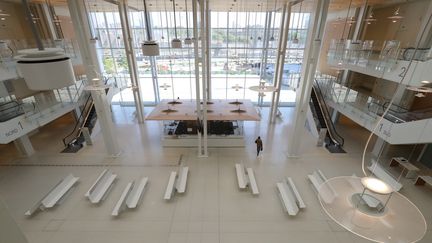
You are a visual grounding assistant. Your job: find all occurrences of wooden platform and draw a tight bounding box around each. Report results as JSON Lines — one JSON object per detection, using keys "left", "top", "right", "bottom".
{"left": 146, "top": 99, "right": 260, "bottom": 121}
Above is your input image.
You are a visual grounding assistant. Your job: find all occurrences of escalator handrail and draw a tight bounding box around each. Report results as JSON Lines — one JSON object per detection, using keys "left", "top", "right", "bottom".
{"left": 62, "top": 77, "right": 111, "bottom": 147}
{"left": 62, "top": 94, "right": 93, "bottom": 146}
{"left": 313, "top": 79, "right": 345, "bottom": 146}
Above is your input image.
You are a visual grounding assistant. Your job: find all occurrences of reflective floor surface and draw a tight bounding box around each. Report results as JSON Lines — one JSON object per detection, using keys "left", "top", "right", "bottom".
{"left": 0, "top": 106, "right": 431, "bottom": 243}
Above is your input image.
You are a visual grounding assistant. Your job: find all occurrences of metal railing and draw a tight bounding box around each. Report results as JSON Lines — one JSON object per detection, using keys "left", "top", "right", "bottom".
{"left": 316, "top": 76, "right": 432, "bottom": 124}
{"left": 313, "top": 79, "right": 344, "bottom": 146}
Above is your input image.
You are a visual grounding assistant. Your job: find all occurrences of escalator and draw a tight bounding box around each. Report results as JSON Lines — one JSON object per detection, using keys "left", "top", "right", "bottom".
{"left": 61, "top": 93, "right": 98, "bottom": 153}
{"left": 310, "top": 80, "right": 345, "bottom": 153}
{"left": 62, "top": 78, "right": 112, "bottom": 153}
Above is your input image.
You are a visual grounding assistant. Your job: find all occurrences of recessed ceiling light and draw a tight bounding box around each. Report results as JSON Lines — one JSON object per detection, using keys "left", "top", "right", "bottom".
{"left": 421, "top": 80, "right": 431, "bottom": 84}
{"left": 0, "top": 17, "right": 5, "bottom": 21}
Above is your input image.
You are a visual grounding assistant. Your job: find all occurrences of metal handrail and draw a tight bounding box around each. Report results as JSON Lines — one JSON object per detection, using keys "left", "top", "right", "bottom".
{"left": 62, "top": 77, "right": 112, "bottom": 147}
{"left": 62, "top": 94, "right": 93, "bottom": 146}
{"left": 313, "top": 79, "right": 345, "bottom": 146}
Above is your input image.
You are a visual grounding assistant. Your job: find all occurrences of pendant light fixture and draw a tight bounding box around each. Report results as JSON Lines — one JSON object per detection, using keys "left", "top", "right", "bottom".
{"left": 292, "top": 1, "right": 302, "bottom": 44}
{"left": 388, "top": 6, "right": 404, "bottom": 23}
{"left": 269, "top": 0, "right": 277, "bottom": 41}
{"left": 184, "top": 0, "right": 192, "bottom": 45}
{"left": 364, "top": 8, "right": 377, "bottom": 25}
{"left": 257, "top": 3, "right": 263, "bottom": 41}
{"left": 141, "top": 0, "right": 160, "bottom": 56}
{"left": 159, "top": 11, "right": 165, "bottom": 40}
{"left": 171, "top": 0, "right": 182, "bottom": 48}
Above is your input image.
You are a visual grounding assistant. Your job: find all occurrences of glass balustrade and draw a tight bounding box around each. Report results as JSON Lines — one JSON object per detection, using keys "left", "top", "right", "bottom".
{"left": 315, "top": 75, "right": 432, "bottom": 124}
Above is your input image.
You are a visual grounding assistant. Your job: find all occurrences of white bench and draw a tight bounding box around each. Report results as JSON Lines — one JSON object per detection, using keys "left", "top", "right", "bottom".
{"left": 276, "top": 177, "right": 306, "bottom": 216}
{"left": 85, "top": 169, "right": 117, "bottom": 204}
{"left": 112, "top": 177, "right": 148, "bottom": 216}
{"left": 164, "top": 166, "right": 189, "bottom": 200}
{"left": 235, "top": 163, "right": 259, "bottom": 195}
{"left": 415, "top": 175, "right": 432, "bottom": 187}
{"left": 25, "top": 174, "right": 79, "bottom": 216}
{"left": 367, "top": 161, "right": 402, "bottom": 192}
{"left": 307, "top": 170, "right": 326, "bottom": 192}
{"left": 307, "top": 170, "right": 337, "bottom": 203}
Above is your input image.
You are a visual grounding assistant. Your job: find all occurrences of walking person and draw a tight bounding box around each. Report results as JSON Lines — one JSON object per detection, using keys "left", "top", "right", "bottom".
{"left": 255, "top": 136, "right": 263, "bottom": 157}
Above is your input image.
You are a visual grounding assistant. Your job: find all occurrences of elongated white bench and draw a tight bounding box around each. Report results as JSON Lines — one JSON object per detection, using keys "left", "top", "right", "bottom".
{"left": 276, "top": 177, "right": 306, "bottom": 216}
{"left": 85, "top": 169, "right": 117, "bottom": 204}
{"left": 235, "top": 163, "right": 259, "bottom": 195}
{"left": 112, "top": 177, "right": 148, "bottom": 216}
{"left": 307, "top": 170, "right": 326, "bottom": 192}
{"left": 25, "top": 174, "right": 79, "bottom": 216}
{"left": 367, "top": 161, "right": 402, "bottom": 192}
{"left": 164, "top": 166, "right": 189, "bottom": 200}
{"left": 307, "top": 170, "right": 337, "bottom": 203}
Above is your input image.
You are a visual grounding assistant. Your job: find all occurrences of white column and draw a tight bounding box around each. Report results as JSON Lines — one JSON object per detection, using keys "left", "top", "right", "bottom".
{"left": 42, "top": 3, "right": 59, "bottom": 40}
{"left": 90, "top": 88, "right": 121, "bottom": 156}
{"left": 288, "top": 0, "right": 330, "bottom": 157}
{"left": 269, "top": 2, "right": 291, "bottom": 122}
{"left": 118, "top": 0, "right": 145, "bottom": 123}
{"left": 67, "top": 0, "right": 101, "bottom": 81}
{"left": 200, "top": 0, "right": 208, "bottom": 157}
{"left": 68, "top": 0, "right": 120, "bottom": 156}
{"left": 14, "top": 134, "right": 34, "bottom": 157}
{"left": 192, "top": 0, "right": 202, "bottom": 156}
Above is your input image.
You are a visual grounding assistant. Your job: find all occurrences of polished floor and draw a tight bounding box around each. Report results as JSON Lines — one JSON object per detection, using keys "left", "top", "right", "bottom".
{"left": 0, "top": 106, "right": 431, "bottom": 243}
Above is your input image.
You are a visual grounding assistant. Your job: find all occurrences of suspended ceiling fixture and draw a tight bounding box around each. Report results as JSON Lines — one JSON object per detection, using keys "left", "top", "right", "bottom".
{"left": 257, "top": 3, "right": 263, "bottom": 41}
{"left": 269, "top": 0, "right": 277, "bottom": 41}
{"left": 346, "top": 16, "right": 356, "bottom": 25}
{"left": 171, "top": 0, "right": 182, "bottom": 48}
{"left": 142, "top": 0, "right": 160, "bottom": 56}
{"left": 364, "top": 9, "right": 377, "bottom": 25}
{"left": 231, "top": 84, "right": 243, "bottom": 91}
{"left": 184, "top": 0, "right": 192, "bottom": 45}
{"left": 293, "top": 1, "right": 303, "bottom": 44}
{"left": 388, "top": 6, "right": 404, "bottom": 23}
{"left": 160, "top": 83, "right": 171, "bottom": 90}
{"left": 407, "top": 84, "right": 432, "bottom": 94}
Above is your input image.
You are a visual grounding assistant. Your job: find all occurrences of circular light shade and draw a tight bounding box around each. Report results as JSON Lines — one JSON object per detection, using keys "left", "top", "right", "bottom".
{"left": 184, "top": 37, "right": 193, "bottom": 45}
{"left": 361, "top": 177, "right": 393, "bottom": 195}
{"left": 406, "top": 86, "right": 432, "bottom": 93}
{"left": 15, "top": 48, "right": 75, "bottom": 90}
{"left": 142, "top": 41, "right": 160, "bottom": 56}
{"left": 318, "top": 176, "right": 427, "bottom": 243}
{"left": 171, "top": 38, "right": 182, "bottom": 48}
{"left": 249, "top": 85, "right": 277, "bottom": 93}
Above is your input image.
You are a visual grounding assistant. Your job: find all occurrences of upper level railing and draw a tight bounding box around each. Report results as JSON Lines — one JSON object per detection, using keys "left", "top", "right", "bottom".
{"left": 327, "top": 39, "right": 432, "bottom": 79}
{"left": 315, "top": 76, "right": 432, "bottom": 124}
{"left": 0, "top": 79, "right": 86, "bottom": 124}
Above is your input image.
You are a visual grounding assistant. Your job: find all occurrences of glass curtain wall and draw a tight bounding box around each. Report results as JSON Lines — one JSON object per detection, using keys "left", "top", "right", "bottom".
{"left": 87, "top": 2, "right": 310, "bottom": 106}
{"left": 210, "top": 10, "right": 310, "bottom": 105}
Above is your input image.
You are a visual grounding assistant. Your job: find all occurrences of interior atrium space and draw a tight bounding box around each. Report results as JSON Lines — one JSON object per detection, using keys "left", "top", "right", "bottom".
{"left": 1, "top": 0, "right": 432, "bottom": 242}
